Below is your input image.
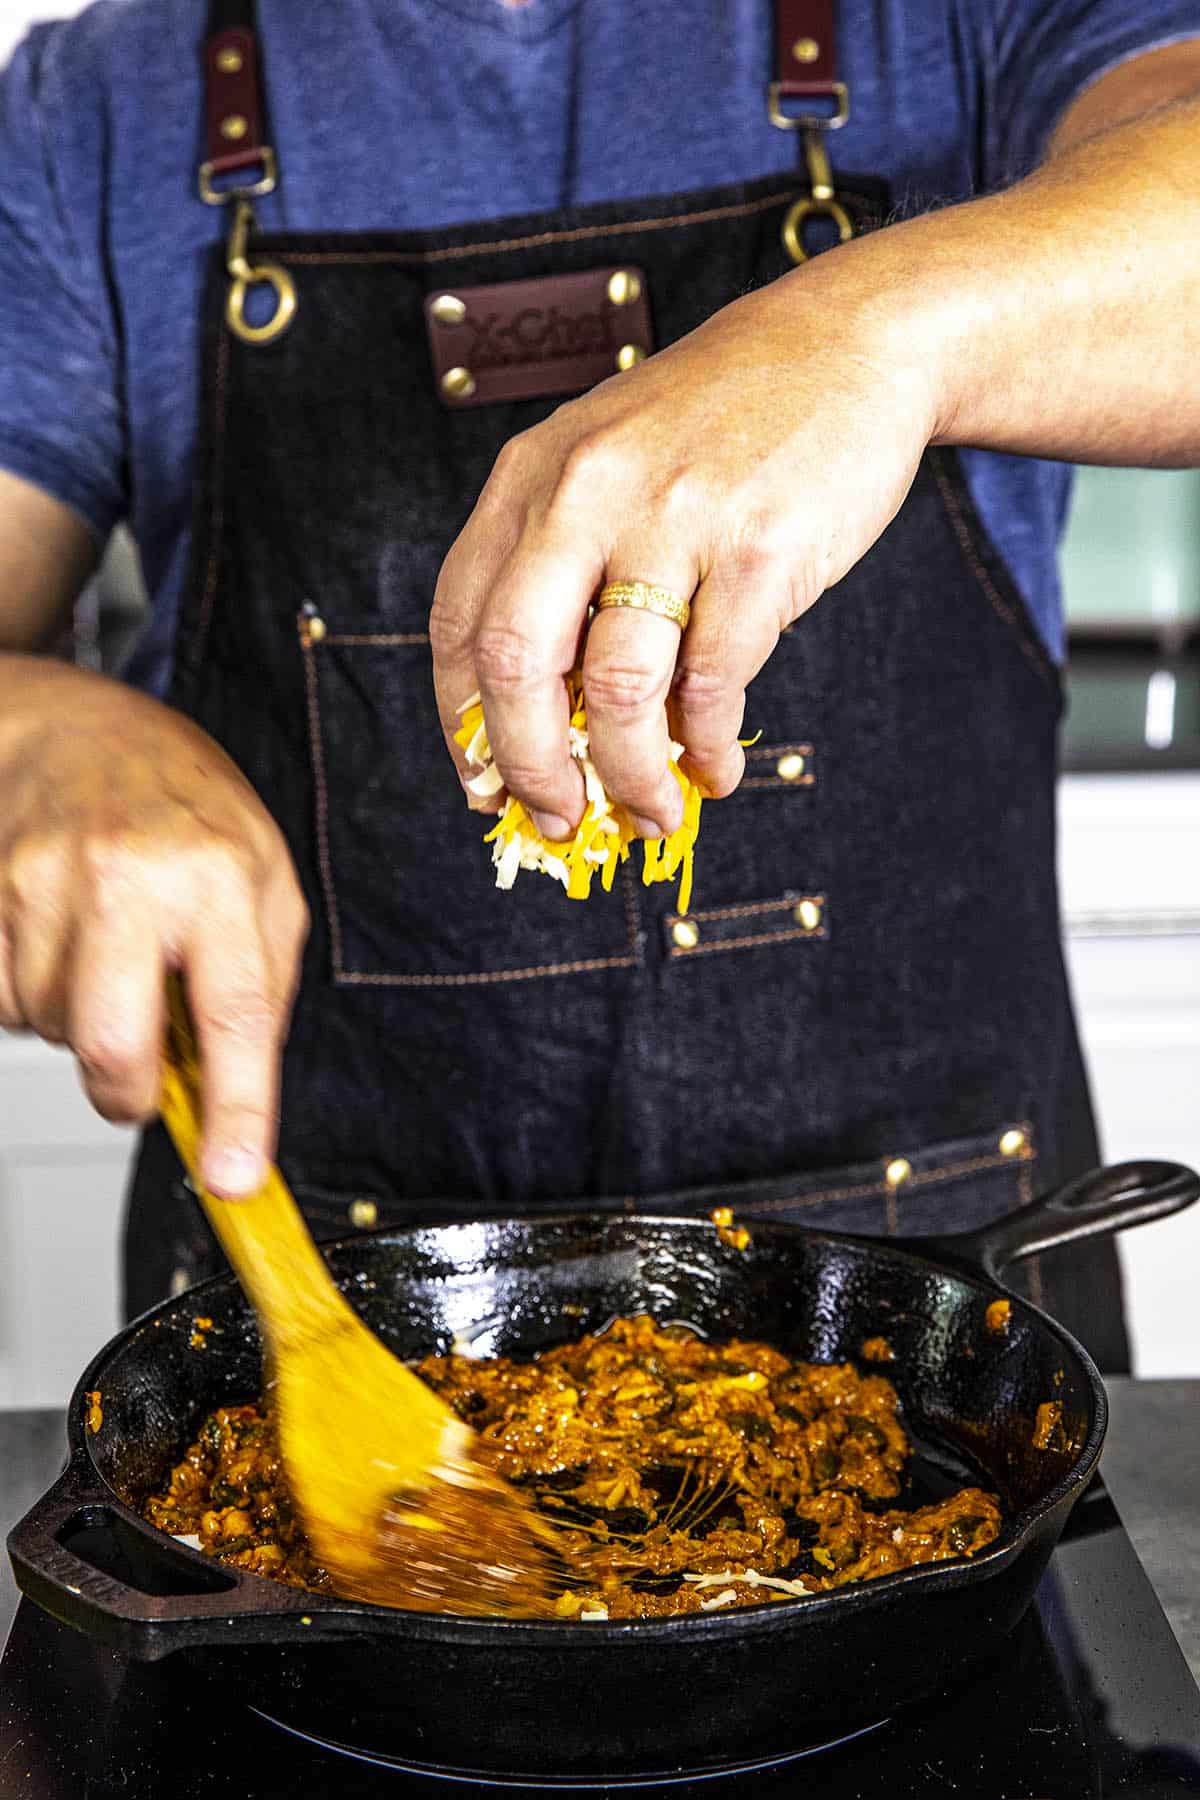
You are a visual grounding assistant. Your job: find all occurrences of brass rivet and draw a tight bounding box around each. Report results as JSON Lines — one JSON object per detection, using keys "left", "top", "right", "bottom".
{"left": 430, "top": 293, "right": 467, "bottom": 326}
{"left": 215, "top": 46, "right": 244, "bottom": 74}
{"left": 794, "top": 898, "right": 822, "bottom": 931}
{"left": 792, "top": 35, "right": 821, "bottom": 63}
{"left": 672, "top": 919, "right": 701, "bottom": 950}
{"left": 306, "top": 615, "right": 326, "bottom": 643}
{"left": 776, "top": 751, "right": 807, "bottom": 782}
{"left": 999, "top": 1128, "right": 1028, "bottom": 1158}
{"left": 607, "top": 269, "right": 642, "bottom": 307}
{"left": 441, "top": 365, "right": 477, "bottom": 400}
{"left": 349, "top": 1199, "right": 378, "bottom": 1229}
{"left": 219, "top": 113, "right": 249, "bottom": 141}
{"left": 616, "top": 343, "right": 646, "bottom": 372}
{"left": 885, "top": 1157, "right": 912, "bottom": 1188}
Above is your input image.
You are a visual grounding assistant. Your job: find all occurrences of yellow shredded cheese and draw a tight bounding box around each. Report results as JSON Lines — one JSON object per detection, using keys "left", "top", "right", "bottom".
{"left": 454, "top": 677, "right": 705, "bottom": 914}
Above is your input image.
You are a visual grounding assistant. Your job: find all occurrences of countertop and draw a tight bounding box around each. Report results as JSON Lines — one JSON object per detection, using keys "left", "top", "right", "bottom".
{"left": 1, "top": 1380, "right": 1198, "bottom": 1677}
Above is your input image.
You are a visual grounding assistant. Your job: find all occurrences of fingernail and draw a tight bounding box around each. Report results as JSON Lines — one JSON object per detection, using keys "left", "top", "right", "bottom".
{"left": 632, "top": 813, "right": 666, "bottom": 839}
{"left": 202, "top": 1147, "right": 263, "bottom": 1200}
{"left": 530, "top": 811, "right": 573, "bottom": 842}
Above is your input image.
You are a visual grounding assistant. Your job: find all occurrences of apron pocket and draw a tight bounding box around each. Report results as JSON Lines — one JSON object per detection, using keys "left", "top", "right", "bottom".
{"left": 300, "top": 627, "right": 638, "bottom": 985}
{"left": 738, "top": 740, "right": 815, "bottom": 790}
{"left": 690, "top": 1122, "right": 1038, "bottom": 1240}
{"left": 660, "top": 891, "right": 826, "bottom": 960}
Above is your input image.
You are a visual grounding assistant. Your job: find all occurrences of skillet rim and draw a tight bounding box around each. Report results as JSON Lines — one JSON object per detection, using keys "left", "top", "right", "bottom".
{"left": 67, "top": 1209, "right": 1107, "bottom": 1643}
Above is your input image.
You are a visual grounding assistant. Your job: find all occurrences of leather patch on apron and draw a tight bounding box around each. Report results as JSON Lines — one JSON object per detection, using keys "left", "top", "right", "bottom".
{"left": 425, "top": 266, "right": 654, "bottom": 407}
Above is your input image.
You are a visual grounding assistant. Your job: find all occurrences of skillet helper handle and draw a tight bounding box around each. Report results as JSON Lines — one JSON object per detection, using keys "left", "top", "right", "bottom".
{"left": 6, "top": 1457, "right": 332, "bottom": 1661}
{"left": 940, "top": 1159, "right": 1200, "bottom": 1283}
{"left": 160, "top": 976, "right": 352, "bottom": 1349}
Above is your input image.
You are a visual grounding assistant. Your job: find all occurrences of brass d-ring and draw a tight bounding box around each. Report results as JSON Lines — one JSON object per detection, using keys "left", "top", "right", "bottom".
{"left": 225, "top": 262, "right": 297, "bottom": 345}
{"left": 782, "top": 197, "right": 854, "bottom": 266}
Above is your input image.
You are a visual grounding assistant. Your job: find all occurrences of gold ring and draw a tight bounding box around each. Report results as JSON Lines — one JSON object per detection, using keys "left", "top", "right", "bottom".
{"left": 595, "top": 581, "right": 691, "bottom": 632}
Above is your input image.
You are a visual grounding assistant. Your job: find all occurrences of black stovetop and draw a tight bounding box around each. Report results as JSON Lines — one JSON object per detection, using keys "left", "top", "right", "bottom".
{"left": 2, "top": 1481, "right": 1198, "bottom": 1799}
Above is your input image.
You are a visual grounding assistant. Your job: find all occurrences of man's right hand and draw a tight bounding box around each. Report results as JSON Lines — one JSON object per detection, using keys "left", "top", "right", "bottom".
{"left": 0, "top": 655, "right": 308, "bottom": 1197}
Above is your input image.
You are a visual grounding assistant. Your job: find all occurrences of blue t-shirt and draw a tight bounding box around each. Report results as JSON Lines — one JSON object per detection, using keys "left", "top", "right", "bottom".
{"left": 1, "top": 0, "right": 1197, "bottom": 690}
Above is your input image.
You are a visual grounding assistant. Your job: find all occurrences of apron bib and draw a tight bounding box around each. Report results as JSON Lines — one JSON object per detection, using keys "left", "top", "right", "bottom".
{"left": 125, "top": 0, "right": 1128, "bottom": 1370}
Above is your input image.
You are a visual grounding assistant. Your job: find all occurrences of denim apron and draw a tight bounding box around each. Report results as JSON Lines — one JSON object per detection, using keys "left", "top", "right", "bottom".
{"left": 123, "top": 0, "right": 1129, "bottom": 1370}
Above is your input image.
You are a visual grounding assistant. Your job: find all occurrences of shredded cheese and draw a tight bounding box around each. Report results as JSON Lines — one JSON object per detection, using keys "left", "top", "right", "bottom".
{"left": 683, "top": 1568, "right": 815, "bottom": 1600}
{"left": 454, "top": 680, "right": 704, "bottom": 914}
{"left": 699, "top": 1589, "right": 739, "bottom": 1611}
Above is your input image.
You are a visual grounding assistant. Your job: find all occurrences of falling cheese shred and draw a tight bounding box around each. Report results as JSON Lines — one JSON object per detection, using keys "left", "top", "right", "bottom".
{"left": 454, "top": 678, "right": 705, "bottom": 915}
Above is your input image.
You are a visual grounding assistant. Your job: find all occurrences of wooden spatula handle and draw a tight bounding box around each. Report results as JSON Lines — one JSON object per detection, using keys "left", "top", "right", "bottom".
{"left": 160, "top": 976, "right": 352, "bottom": 1348}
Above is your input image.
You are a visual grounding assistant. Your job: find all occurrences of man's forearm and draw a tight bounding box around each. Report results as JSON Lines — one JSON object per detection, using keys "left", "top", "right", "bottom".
{"left": 0, "top": 469, "right": 97, "bottom": 651}
{"left": 795, "top": 92, "right": 1200, "bottom": 469}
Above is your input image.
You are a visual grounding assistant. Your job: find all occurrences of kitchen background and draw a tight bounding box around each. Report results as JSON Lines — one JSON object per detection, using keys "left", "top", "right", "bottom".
{"left": 0, "top": 3, "right": 1197, "bottom": 1403}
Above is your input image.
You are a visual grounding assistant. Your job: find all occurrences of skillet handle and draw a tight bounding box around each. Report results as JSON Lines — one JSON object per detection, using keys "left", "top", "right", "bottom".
{"left": 932, "top": 1159, "right": 1200, "bottom": 1283}
{"left": 6, "top": 1455, "right": 347, "bottom": 1660}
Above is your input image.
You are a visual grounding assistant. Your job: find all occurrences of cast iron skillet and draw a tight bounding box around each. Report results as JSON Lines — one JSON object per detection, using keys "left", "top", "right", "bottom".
{"left": 9, "top": 1160, "right": 1198, "bottom": 1784}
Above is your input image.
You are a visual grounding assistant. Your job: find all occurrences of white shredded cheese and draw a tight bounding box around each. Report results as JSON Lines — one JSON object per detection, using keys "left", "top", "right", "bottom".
{"left": 579, "top": 1607, "right": 610, "bottom": 1622}
{"left": 699, "top": 1590, "right": 739, "bottom": 1611}
{"left": 494, "top": 832, "right": 524, "bottom": 890}
{"left": 683, "top": 1567, "right": 813, "bottom": 1600}
{"left": 464, "top": 721, "right": 490, "bottom": 767}
{"left": 466, "top": 763, "right": 505, "bottom": 797}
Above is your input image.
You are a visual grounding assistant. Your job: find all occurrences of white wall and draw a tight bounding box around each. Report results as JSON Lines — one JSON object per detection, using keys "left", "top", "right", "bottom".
{"left": 0, "top": 0, "right": 82, "bottom": 66}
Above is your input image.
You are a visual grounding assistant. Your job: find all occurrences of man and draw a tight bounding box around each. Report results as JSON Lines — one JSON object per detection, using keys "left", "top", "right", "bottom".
{"left": 1, "top": 1, "right": 1197, "bottom": 1364}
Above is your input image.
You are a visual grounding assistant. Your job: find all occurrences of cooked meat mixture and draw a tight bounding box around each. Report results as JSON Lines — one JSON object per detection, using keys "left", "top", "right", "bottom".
{"left": 143, "top": 1314, "right": 1002, "bottom": 1618}
{"left": 144, "top": 1404, "right": 331, "bottom": 1590}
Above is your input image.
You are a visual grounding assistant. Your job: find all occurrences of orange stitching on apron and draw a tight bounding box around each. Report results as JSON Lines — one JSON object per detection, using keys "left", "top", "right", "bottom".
{"left": 740, "top": 774, "right": 816, "bottom": 789}
{"left": 928, "top": 450, "right": 1054, "bottom": 689}
{"left": 670, "top": 893, "right": 824, "bottom": 925}
{"left": 751, "top": 1176, "right": 890, "bottom": 1212}
{"left": 300, "top": 631, "right": 346, "bottom": 976}
{"left": 668, "top": 924, "right": 826, "bottom": 958}
{"left": 335, "top": 955, "right": 638, "bottom": 987}
{"left": 193, "top": 325, "right": 231, "bottom": 671}
{"left": 324, "top": 632, "right": 431, "bottom": 646}
{"left": 748, "top": 1137, "right": 1037, "bottom": 1215}
{"left": 277, "top": 189, "right": 802, "bottom": 268}
{"left": 743, "top": 742, "right": 814, "bottom": 759}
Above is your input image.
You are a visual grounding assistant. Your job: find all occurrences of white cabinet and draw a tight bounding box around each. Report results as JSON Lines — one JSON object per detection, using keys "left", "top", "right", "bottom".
{"left": 0, "top": 1033, "right": 134, "bottom": 1407}
{"left": 1060, "top": 773, "right": 1200, "bottom": 1375}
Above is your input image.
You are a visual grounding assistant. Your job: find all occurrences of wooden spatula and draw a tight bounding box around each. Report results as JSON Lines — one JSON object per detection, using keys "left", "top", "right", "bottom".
{"left": 158, "top": 977, "right": 555, "bottom": 1616}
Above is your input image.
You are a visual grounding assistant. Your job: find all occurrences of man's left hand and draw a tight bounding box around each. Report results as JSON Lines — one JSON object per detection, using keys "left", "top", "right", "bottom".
{"left": 430, "top": 269, "right": 938, "bottom": 840}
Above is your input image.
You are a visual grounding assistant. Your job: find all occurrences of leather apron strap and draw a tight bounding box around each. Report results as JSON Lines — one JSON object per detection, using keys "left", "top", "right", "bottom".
{"left": 199, "top": 0, "right": 277, "bottom": 206}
